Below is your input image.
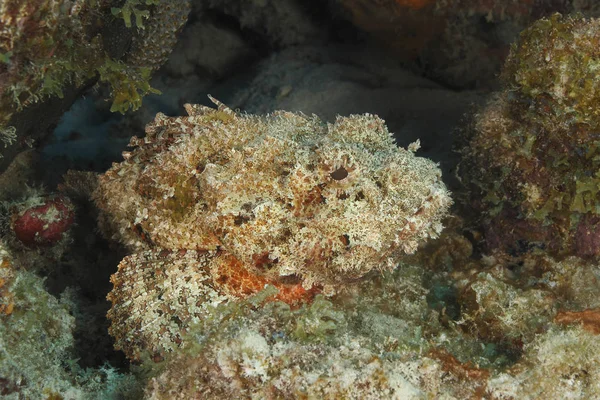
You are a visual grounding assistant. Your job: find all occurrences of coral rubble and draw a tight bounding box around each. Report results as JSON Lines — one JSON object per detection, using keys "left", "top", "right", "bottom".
{"left": 141, "top": 271, "right": 463, "bottom": 399}
{"left": 489, "top": 326, "right": 600, "bottom": 398}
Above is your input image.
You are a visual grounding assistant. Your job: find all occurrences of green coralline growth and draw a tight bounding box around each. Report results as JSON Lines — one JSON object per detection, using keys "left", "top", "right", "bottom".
{"left": 141, "top": 247, "right": 600, "bottom": 399}
{"left": 142, "top": 269, "right": 472, "bottom": 399}
{"left": 2, "top": 0, "right": 140, "bottom": 121}
{"left": 0, "top": 241, "right": 143, "bottom": 399}
{"left": 488, "top": 326, "right": 600, "bottom": 398}
{"left": 0, "top": 0, "right": 190, "bottom": 163}
{"left": 458, "top": 14, "right": 600, "bottom": 258}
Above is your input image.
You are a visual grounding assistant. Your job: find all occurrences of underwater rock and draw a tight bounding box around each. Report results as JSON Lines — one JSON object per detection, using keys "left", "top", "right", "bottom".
{"left": 332, "top": 0, "right": 579, "bottom": 88}
{"left": 163, "top": 16, "right": 257, "bottom": 79}
{"left": 0, "top": 149, "right": 37, "bottom": 202}
{"left": 140, "top": 251, "right": 600, "bottom": 399}
{"left": 0, "top": 240, "right": 143, "bottom": 399}
{"left": 203, "top": 0, "right": 320, "bottom": 47}
{"left": 0, "top": 0, "right": 190, "bottom": 172}
{"left": 458, "top": 14, "right": 600, "bottom": 259}
{"left": 458, "top": 269, "right": 555, "bottom": 344}
{"left": 488, "top": 326, "right": 600, "bottom": 398}
{"left": 410, "top": 218, "right": 600, "bottom": 361}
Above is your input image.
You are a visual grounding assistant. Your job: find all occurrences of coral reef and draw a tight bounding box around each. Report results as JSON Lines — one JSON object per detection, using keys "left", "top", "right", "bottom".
{"left": 451, "top": 249, "right": 600, "bottom": 344}
{"left": 125, "top": 0, "right": 191, "bottom": 71}
{"left": 141, "top": 272, "right": 464, "bottom": 399}
{"left": 412, "top": 220, "right": 600, "bottom": 347}
{"left": 0, "top": 0, "right": 93, "bottom": 122}
{"left": 5, "top": 2, "right": 600, "bottom": 397}
{"left": 458, "top": 14, "right": 600, "bottom": 258}
{"left": 0, "top": 0, "right": 190, "bottom": 170}
{"left": 95, "top": 97, "right": 451, "bottom": 360}
{"left": 203, "top": 0, "right": 320, "bottom": 47}
{"left": 0, "top": 240, "right": 143, "bottom": 399}
{"left": 141, "top": 253, "right": 600, "bottom": 399}
{"left": 488, "top": 326, "right": 600, "bottom": 398}
{"left": 458, "top": 269, "right": 555, "bottom": 343}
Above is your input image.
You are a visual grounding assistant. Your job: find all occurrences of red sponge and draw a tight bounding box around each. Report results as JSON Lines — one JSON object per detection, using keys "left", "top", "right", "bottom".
{"left": 11, "top": 196, "right": 75, "bottom": 247}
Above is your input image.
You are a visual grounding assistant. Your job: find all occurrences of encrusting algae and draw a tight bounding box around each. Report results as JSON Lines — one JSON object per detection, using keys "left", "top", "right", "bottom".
{"left": 458, "top": 14, "right": 600, "bottom": 259}
{"left": 94, "top": 97, "right": 452, "bottom": 360}
{"left": 0, "top": 240, "right": 143, "bottom": 399}
{"left": 0, "top": 0, "right": 191, "bottom": 171}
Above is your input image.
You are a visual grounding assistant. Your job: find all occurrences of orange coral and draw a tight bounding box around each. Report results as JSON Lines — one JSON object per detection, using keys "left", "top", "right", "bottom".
{"left": 0, "top": 256, "right": 14, "bottom": 315}
{"left": 555, "top": 309, "right": 600, "bottom": 335}
{"left": 428, "top": 348, "right": 490, "bottom": 398}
